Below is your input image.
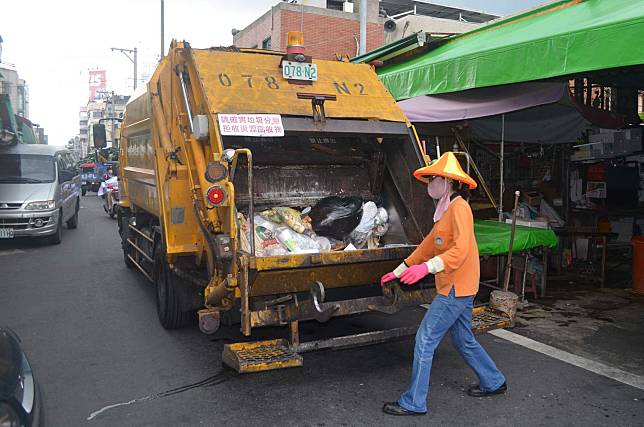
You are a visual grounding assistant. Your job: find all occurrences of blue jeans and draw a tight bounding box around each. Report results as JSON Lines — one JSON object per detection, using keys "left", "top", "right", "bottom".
{"left": 398, "top": 287, "right": 506, "bottom": 413}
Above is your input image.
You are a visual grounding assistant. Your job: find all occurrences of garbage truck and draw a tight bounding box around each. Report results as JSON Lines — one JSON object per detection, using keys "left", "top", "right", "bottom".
{"left": 116, "top": 37, "right": 508, "bottom": 373}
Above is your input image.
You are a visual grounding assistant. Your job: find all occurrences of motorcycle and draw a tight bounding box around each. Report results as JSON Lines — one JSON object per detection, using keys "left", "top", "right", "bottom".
{"left": 98, "top": 176, "right": 119, "bottom": 219}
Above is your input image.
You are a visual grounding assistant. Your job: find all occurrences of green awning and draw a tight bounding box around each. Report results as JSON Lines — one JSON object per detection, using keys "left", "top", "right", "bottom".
{"left": 475, "top": 220, "right": 558, "bottom": 257}
{"left": 377, "top": 0, "right": 644, "bottom": 100}
{"left": 351, "top": 32, "right": 428, "bottom": 65}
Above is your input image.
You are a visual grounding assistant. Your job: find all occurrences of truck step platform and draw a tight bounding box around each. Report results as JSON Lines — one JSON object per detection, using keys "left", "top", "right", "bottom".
{"left": 472, "top": 306, "right": 513, "bottom": 333}
{"left": 222, "top": 339, "right": 303, "bottom": 373}
{"left": 223, "top": 306, "right": 512, "bottom": 373}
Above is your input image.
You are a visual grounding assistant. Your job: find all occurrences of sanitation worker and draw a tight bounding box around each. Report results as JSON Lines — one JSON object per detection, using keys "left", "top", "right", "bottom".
{"left": 381, "top": 152, "right": 507, "bottom": 416}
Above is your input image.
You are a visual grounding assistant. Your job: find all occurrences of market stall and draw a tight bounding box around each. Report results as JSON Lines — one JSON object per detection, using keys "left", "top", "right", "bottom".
{"left": 354, "top": 0, "right": 644, "bottom": 295}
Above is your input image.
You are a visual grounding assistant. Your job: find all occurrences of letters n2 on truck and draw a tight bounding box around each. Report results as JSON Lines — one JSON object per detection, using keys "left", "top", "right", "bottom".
{"left": 116, "top": 34, "right": 438, "bottom": 373}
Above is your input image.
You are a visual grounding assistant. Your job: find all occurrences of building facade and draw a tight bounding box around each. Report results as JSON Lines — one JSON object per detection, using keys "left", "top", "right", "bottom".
{"left": 80, "top": 93, "right": 129, "bottom": 158}
{"left": 0, "top": 63, "right": 29, "bottom": 119}
{"left": 0, "top": 34, "right": 29, "bottom": 119}
{"left": 233, "top": 1, "right": 497, "bottom": 60}
{"left": 233, "top": 0, "right": 383, "bottom": 60}
{"left": 33, "top": 126, "right": 47, "bottom": 145}
{"left": 79, "top": 106, "right": 89, "bottom": 157}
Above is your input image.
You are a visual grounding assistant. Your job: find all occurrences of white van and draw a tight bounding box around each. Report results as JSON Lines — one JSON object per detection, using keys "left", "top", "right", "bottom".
{"left": 0, "top": 144, "right": 81, "bottom": 244}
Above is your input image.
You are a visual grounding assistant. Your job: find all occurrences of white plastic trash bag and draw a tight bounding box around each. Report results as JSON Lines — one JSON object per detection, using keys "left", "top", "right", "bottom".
{"left": 350, "top": 201, "right": 378, "bottom": 248}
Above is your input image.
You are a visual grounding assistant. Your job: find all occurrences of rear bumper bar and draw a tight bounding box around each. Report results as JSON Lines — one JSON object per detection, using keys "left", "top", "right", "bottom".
{"left": 251, "top": 282, "right": 436, "bottom": 328}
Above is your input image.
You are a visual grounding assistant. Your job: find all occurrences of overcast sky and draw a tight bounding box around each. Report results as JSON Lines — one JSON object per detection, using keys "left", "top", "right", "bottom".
{"left": 0, "top": 0, "right": 550, "bottom": 147}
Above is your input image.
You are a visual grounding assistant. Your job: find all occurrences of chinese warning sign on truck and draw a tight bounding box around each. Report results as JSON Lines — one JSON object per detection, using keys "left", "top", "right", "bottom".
{"left": 217, "top": 114, "right": 284, "bottom": 137}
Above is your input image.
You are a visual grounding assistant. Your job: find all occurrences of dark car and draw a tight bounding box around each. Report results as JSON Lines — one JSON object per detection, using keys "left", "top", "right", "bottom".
{"left": 0, "top": 328, "right": 42, "bottom": 426}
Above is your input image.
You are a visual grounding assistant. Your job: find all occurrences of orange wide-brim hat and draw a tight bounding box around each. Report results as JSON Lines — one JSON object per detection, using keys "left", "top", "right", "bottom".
{"left": 413, "top": 152, "right": 478, "bottom": 189}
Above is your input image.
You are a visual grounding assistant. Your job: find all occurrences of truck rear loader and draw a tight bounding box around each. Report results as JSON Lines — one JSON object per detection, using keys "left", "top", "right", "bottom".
{"left": 116, "top": 38, "right": 508, "bottom": 373}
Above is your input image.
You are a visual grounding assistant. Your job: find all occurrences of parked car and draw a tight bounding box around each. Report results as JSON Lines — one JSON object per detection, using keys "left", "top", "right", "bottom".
{"left": 0, "top": 327, "right": 42, "bottom": 426}
{"left": 0, "top": 144, "right": 81, "bottom": 244}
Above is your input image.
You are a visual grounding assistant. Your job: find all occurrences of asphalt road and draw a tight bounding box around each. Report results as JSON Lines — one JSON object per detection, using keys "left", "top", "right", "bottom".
{"left": 1, "top": 196, "right": 643, "bottom": 426}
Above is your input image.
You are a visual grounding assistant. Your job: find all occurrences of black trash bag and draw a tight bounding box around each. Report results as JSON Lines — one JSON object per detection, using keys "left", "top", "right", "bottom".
{"left": 309, "top": 196, "right": 363, "bottom": 240}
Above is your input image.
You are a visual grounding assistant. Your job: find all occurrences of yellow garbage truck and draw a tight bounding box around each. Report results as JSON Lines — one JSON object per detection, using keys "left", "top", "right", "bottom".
{"left": 116, "top": 38, "right": 503, "bottom": 372}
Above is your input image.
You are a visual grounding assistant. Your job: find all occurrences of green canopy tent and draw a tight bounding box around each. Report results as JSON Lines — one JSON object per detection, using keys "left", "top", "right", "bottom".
{"left": 368, "top": 0, "right": 644, "bottom": 100}
{"left": 355, "top": 0, "right": 644, "bottom": 217}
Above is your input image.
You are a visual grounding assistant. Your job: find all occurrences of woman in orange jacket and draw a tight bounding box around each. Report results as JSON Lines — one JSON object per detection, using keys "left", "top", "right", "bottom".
{"left": 381, "top": 152, "right": 506, "bottom": 416}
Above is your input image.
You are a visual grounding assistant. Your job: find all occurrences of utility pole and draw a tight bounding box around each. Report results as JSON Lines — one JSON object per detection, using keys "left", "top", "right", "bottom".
{"left": 111, "top": 91, "right": 116, "bottom": 150}
{"left": 111, "top": 46, "right": 138, "bottom": 91}
{"left": 161, "top": 0, "right": 165, "bottom": 59}
{"left": 359, "top": 0, "right": 367, "bottom": 55}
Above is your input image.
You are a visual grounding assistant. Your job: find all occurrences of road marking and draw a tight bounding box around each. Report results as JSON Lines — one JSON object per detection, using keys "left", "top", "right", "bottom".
{"left": 489, "top": 328, "right": 644, "bottom": 391}
{"left": 87, "top": 369, "right": 234, "bottom": 420}
{"left": 0, "top": 249, "right": 24, "bottom": 257}
{"left": 87, "top": 396, "right": 153, "bottom": 420}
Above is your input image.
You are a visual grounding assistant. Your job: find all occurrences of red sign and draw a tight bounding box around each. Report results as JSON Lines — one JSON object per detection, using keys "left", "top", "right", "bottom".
{"left": 88, "top": 70, "right": 107, "bottom": 101}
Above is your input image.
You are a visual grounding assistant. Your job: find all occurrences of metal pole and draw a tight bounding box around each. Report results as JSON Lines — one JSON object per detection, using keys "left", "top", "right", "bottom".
{"left": 498, "top": 114, "right": 505, "bottom": 221}
{"left": 111, "top": 91, "right": 116, "bottom": 150}
{"left": 359, "top": 0, "right": 367, "bottom": 55}
{"left": 133, "top": 48, "right": 138, "bottom": 90}
{"left": 502, "top": 191, "right": 521, "bottom": 292}
{"left": 111, "top": 47, "right": 137, "bottom": 91}
{"left": 496, "top": 114, "right": 505, "bottom": 287}
{"left": 161, "top": 0, "right": 165, "bottom": 58}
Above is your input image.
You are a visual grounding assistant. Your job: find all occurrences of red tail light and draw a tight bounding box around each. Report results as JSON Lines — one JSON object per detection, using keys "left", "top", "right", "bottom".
{"left": 206, "top": 186, "right": 226, "bottom": 206}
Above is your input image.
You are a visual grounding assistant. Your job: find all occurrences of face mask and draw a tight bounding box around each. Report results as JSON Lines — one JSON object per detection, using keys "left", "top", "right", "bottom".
{"left": 427, "top": 177, "right": 448, "bottom": 200}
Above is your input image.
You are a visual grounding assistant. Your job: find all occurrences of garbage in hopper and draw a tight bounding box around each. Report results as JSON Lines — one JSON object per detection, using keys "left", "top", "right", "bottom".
{"left": 238, "top": 198, "right": 389, "bottom": 255}
{"left": 259, "top": 208, "right": 282, "bottom": 224}
{"left": 309, "top": 196, "right": 363, "bottom": 241}
{"left": 275, "top": 207, "right": 310, "bottom": 235}
{"left": 350, "top": 201, "right": 378, "bottom": 248}
{"left": 238, "top": 214, "right": 289, "bottom": 257}
{"left": 276, "top": 227, "right": 319, "bottom": 253}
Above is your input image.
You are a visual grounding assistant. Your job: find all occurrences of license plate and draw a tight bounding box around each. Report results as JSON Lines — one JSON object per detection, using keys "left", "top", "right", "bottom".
{"left": 0, "top": 228, "right": 14, "bottom": 239}
{"left": 282, "top": 61, "right": 318, "bottom": 81}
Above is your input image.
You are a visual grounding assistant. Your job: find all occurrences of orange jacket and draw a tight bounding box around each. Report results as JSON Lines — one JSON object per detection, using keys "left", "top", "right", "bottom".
{"left": 405, "top": 196, "right": 480, "bottom": 297}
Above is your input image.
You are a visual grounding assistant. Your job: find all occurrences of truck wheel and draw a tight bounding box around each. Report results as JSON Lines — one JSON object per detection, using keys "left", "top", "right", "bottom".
{"left": 120, "top": 214, "right": 134, "bottom": 269}
{"left": 123, "top": 245, "right": 135, "bottom": 269}
{"left": 66, "top": 200, "right": 79, "bottom": 229}
{"left": 154, "top": 250, "right": 192, "bottom": 329}
{"left": 47, "top": 215, "right": 62, "bottom": 245}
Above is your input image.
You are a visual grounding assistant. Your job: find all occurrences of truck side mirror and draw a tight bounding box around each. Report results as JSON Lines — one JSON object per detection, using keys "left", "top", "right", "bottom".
{"left": 92, "top": 124, "right": 107, "bottom": 148}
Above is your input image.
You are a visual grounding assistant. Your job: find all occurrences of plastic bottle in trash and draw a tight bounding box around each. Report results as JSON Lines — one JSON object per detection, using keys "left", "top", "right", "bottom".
{"left": 314, "top": 236, "right": 331, "bottom": 252}
{"left": 276, "top": 227, "right": 320, "bottom": 253}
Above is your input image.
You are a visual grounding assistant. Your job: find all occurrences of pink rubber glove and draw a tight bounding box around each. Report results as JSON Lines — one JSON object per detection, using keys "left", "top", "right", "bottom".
{"left": 399, "top": 263, "right": 429, "bottom": 285}
{"left": 380, "top": 272, "right": 397, "bottom": 287}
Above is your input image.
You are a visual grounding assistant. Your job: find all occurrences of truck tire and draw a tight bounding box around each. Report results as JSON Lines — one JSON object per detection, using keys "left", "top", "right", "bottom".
{"left": 119, "top": 214, "right": 134, "bottom": 269}
{"left": 154, "top": 250, "right": 192, "bottom": 329}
